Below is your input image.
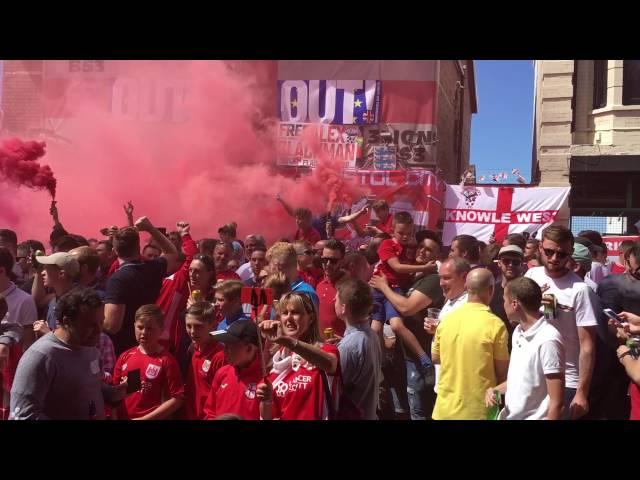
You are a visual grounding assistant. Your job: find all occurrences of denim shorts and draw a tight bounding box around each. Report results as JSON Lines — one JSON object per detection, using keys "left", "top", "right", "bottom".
{"left": 371, "top": 287, "right": 403, "bottom": 323}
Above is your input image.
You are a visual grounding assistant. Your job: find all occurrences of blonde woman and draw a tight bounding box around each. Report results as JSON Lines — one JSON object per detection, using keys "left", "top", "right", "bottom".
{"left": 257, "top": 292, "right": 339, "bottom": 420}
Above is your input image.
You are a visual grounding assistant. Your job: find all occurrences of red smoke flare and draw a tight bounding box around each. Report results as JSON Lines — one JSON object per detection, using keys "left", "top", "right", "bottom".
{"left": 0, "top": 138, "right": 57, "bottom": 198}
{"left": 299, "top": 126, "right": 365, "bottom": 215}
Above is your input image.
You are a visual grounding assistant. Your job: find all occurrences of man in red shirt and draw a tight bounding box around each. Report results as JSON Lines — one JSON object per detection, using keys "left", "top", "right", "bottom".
{"left": 214, "top": 242, "right": 240, "bottom": 283}
{"left": 293, "top": 208, "right": 322, "bottom": 244}
{"left": 316, "top": 239, "right": 346, "bottom": 338}
{"left": 293, "top": 241, "right": 322, "bottom": 288}
{"left": 276, "top": 196, "right": 323, "bottom": 244}
{"left": 357, "top": 199, "right": 392, "bottom": 237}
{"left": 203, "top": 320, "right": 263, "bottom": 420}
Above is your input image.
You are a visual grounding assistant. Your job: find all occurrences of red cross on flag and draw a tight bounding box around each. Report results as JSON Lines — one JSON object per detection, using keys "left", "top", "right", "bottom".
{"left": 442, "top": 185, "right": 570, "bottom": 245}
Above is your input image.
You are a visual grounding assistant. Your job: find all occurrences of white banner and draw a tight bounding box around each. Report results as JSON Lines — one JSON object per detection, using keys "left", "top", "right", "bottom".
{"left": 442, "top": 185, "right": 570, "bottom": 245}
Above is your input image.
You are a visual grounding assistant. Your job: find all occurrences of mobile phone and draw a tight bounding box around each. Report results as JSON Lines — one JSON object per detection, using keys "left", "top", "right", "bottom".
{"left": 126, "top": 369, "right": 141, "bottom": 394}
{"left": 603, "top": 309, "right": 623, "bottom": 324}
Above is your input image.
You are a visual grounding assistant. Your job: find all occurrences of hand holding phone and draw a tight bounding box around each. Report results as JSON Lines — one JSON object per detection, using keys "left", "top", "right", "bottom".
{"left": 603, "top": 308, "right": 624, "bottom": 325}
{"left": 126, "top": 369, "right": 142, "bottom": 394}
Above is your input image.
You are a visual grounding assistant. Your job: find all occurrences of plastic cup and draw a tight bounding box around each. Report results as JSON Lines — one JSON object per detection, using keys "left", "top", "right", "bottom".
{"left": 427, "top": 308, "right": 442, "bottom": 324}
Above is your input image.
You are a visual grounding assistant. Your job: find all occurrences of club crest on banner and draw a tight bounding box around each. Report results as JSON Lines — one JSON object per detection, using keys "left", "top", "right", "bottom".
{"left": 462, "top": 187, "right": 481, "bottom": 208}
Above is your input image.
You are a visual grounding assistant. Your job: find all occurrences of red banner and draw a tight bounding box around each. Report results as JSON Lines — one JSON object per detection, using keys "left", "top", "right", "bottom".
{"left": 333, "top": 169, "right": 446, "bottom": 240}
{"left": 603, "top": 235, "right": 639, "bottom": 257}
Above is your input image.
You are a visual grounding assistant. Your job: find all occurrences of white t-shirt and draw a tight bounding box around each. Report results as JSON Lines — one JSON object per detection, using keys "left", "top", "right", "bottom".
{"left": 499, "top": 317, "right": 565, "bottom": 420}
{"left": 584, "top": 275, "right": 598, "bottom": 293}
{"left": 433, "top": 291, "right": 469, "bottom": 393}
{"left": 524, "top": 267, "right": 598, "bottom": 389}
{"left": 1, "top": 282, "right": 38, "bottom": 326}
{"left": 236, "top": 262, "right": 253, "bottom": 282}
{"left": 585, "top": 261, "right": 609, "bottom": 286}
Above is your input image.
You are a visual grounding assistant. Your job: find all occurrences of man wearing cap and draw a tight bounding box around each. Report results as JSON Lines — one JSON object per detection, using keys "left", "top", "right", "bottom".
{"left": 490, "top": 245, "right": 526, "bottom": 349}
{"left": 34, "top": 252, "right": 80, "bottom": 333}
{"left": 203, "top": 320, "right": 263, "bottom": 420}
{"left": 569, "top": 244, "right": 597, "bottom": 293}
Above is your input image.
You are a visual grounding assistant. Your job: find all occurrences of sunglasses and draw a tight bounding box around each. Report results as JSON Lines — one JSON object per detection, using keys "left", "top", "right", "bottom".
{"left": 500, "top": 258, "right": 522, "bottom": 267}
{"left": 321, "top": 257, "right": 341, "bottom": 265}
{"left": 542, "top": 248, "right": 570, "bottom": 260}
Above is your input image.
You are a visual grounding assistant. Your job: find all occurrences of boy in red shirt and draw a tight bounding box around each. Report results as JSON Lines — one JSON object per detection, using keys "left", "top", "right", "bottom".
{"left": 370, "top": 211, "right": 437, "bottom": 382}
{"left": 113, "top": 304, "right": 184, "bottom": 420}
{"left": 184, "top": 302, "right": 225, "bottom": 420}
{"left": 203, "top": 320, "right": 263, "bottom": 420}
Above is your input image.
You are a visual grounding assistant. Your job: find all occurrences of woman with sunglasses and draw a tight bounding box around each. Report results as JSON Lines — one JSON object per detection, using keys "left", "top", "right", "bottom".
{"left": 256, "top": 291, "right": 340, "bottom": 420}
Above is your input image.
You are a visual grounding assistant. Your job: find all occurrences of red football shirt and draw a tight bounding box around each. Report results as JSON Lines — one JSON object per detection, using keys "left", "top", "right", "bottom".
{"left": 184, "top": 341, "right": 225, "bottom": 420}
{"left": 373, "top": 239, "right": 413, "bottom": 289}
{"left": 631, "top": 382, "right": 640, "bottom": 420}
{"left": 216, "top": 270, "right": 241, "bottom": 282}
{"left": 377, "top": 215, "right": 393, "bottom": 235}
{"left": 113, "top": 347, "right": 185, "bottom": 420}
{"left": 268, "top": 344, "right": 340, "bottom": 420}
{"left": 293, "top": 227, "right": 322, "bottom": 245}
{"left": 298, "top": 270, "right": 318, "bottom": 289}
{"left": 155, "top": 234, "right": 199, "bottom": 353}
{"left": 316, "top": 276, "right": 346, "bottom": 337}
{"left": 611, "top": 262, "right": 626, "bottom": 275}
{"left": 203, "top": 355, "right": 264, "bottom": 420}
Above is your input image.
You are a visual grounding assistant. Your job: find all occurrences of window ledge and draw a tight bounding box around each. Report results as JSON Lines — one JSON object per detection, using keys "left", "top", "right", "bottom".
{"left": 592, "top": 105, "right": 640, "bottom": 115}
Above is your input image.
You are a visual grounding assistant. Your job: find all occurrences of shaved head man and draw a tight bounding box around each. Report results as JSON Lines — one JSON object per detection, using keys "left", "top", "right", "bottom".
{"left": 431, "top": 267, "right": 510, "bottom": 420}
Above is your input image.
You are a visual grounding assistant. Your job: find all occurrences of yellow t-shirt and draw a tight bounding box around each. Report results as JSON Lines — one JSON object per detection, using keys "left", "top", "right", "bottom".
{"left": 432, "top": 302, "right": 510, "bottom": 420}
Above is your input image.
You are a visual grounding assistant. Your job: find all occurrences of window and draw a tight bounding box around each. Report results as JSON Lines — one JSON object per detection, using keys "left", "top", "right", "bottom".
{"left": 623, "top": 60, "right": 640, "bottom": 105}
{"left": 593, "top": 60, "right": 607, "bottom": 109}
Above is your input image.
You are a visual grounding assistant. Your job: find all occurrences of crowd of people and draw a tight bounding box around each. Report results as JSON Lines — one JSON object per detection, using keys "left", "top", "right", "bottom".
{"left": 1, "top": 196, "right": 640, "bottom": 421}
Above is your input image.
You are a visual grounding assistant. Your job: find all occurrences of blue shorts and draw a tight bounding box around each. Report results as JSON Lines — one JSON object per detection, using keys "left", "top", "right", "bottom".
{"left": 371, "top": 287, "right": 404, "bottom": 324}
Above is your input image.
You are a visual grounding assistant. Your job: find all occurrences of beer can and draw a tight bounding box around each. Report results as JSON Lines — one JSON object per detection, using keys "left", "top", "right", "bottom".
{"left": 543, "top": 294, "right": 556, "bottom": 319}
{"left": 324, "top": 328, "right": 334, "bottom": 339}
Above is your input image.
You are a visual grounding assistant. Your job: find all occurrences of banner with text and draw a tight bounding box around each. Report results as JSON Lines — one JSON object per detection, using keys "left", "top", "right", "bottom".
{"left": 442, "top": 185, "right": 570, "bottom": 245}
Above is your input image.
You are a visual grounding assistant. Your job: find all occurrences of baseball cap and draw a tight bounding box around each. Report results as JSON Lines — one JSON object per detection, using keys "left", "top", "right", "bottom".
{"left": 210, "top": 319, "right": 259, "bottom": 346}
{"left": 36, "top": 252, "right": 80, "bottom": 277}
{"left": 498, "top": 245, "right": 524, "bottom": 258}
{"left": 572, "top": 243, "right": 592, "bottom": 269}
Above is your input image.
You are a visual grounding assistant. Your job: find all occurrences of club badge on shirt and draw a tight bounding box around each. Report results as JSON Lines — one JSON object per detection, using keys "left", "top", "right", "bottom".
{"left": 145, "top": 364, "right": 162, "bottom": 380}
{"left": 202, "top": 359, "right": 211, "bottom": 373}
{"left": 245, "top": 383, "right": 257, "bottom": 399}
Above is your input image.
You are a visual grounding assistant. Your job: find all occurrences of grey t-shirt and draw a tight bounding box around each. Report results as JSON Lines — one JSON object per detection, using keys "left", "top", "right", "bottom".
{"left": 338, "top": 323, "right": 382, "bottom": 420}
{"left": 10, "top": 333, "right": 105, "bottom": 420}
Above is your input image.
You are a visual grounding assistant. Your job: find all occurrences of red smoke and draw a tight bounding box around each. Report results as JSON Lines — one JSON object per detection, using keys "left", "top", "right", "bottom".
{"left": 0, "top": 138, "right": 56, "bottom": 198}
{"left": 0, "top": 61, "right": 364, "bottom": 246}
{"left": 300, "top": 126, "right": 366, "bottom": 215}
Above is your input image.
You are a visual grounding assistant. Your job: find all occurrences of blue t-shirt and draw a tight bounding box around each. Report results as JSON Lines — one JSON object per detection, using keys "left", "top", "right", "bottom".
{"left": 217, "top": 309, "right": 250, "bottom": 331}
